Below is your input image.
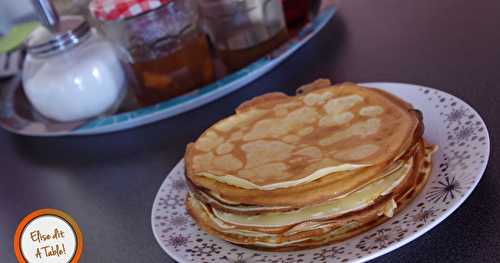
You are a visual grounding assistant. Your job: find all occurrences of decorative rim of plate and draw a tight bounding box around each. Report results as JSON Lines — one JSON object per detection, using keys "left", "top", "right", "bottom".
{"left": 151, "top": 82, "right": 490, "bottom": 263}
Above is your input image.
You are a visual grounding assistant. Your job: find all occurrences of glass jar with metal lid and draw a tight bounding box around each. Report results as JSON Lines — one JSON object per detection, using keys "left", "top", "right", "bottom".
{"left": 22, "top": 15, "right": 128, "bottom": 122}
{"left": 197, "top": 0, "right": 288, "bottom": 71}
{"left": 90, "top": 0, "right": 215, "bottom": 106}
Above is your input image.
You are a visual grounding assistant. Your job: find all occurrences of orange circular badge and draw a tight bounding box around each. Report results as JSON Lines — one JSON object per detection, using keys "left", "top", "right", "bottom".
{"left": 13, "top": 209, "right": 83, "bottom": 263}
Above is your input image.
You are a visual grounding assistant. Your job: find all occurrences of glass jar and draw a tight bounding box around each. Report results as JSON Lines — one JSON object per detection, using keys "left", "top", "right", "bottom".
{"left": 198, "top": 0, "right": 288, "bottom": 71}
{"left": 22, "top": 16, "right": 127, "bottom": 123}
{"left": 90, "top": 0, "right": 215, "bottom": 106}
{"left": 282, "top": 0, "right": 322, "bottom": 28}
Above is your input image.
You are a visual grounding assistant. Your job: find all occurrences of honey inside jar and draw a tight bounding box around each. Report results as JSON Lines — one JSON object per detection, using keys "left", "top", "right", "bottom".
{"left": 131, "top": 31, "right": 214, "bottom": 105}
{"left": 91, "top": 0, "right": 215, "bottom": 106}
{"left": 218, "top": 28, "right": 288, "bottom": 71}
{"left": 199, "top": 0, "right": 289, "bottom": 71}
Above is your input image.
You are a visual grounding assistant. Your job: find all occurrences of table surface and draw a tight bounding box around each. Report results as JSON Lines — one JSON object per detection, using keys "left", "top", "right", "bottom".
{"left": 2, "top": 0, "right": 500, "bottom": 262}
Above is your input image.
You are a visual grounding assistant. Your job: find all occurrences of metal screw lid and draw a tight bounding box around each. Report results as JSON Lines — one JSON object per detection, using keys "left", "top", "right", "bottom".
{"left": 27, "top": 0, "right": 92, "bottom": 56}
{"left": 26, "top": 16, "right": 91, "bottom": 56}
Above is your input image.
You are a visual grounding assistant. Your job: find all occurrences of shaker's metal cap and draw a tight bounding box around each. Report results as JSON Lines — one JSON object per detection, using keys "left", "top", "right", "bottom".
{"left": 26, "top": 16, "right": 91, "bottom": 56}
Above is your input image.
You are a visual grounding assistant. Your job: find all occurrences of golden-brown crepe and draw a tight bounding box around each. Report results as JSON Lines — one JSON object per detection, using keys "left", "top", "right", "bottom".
{"left": 185, "top": 81, "right": 421, "bottom": 191}
{"left": 186, "top": 142, "right": 436, "bottom": 250}
{"left": 184, "top": 80, "right": 437, "bottom": 251}
{"left": 185, "top": 135, "right": 421, "bottom": 210}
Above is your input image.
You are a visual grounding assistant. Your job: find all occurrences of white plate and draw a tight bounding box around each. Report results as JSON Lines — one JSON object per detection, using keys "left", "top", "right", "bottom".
{"left": 151, "top": 82, "right": 490, "bottom": 263}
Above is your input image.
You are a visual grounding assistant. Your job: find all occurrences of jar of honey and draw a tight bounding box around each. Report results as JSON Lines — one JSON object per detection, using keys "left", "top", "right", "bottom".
{"left": 198, "top": 0, "right": 288, "bottom": 71}
{"left": 282, "top": 0, "right": 322, "bottom": 28}
{"left": 90, "top": 0, "right": 215, "bottom": 106}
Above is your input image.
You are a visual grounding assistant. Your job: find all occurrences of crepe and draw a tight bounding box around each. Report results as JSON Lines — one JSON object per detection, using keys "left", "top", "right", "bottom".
{"left": 185, "top": 137, "right": 421, "bottom": 209}
{"left": 185, "top": 81, "right": 421, "bottom": 191}
{"left": 184, "top": 80, "right": 437, "bottom": 251}
{"left": 186, "top": 142, "right": 436, "bottom": 250}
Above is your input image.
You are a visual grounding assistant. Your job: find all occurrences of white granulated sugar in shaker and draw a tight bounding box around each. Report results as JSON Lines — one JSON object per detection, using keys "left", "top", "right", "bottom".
{"left": 23, "top": 18, "right": 127, "bottom": 123}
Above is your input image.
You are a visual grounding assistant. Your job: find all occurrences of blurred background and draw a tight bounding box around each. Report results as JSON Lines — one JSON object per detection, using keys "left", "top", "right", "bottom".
{"left": 0, "top": 0, "right": 33, "bottom": 35}
{"left": 0, "top": 0, "right": 92, "bottom": 35}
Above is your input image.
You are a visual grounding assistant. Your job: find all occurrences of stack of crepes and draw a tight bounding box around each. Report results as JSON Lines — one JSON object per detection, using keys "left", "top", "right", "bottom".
{"left": 184, "top": 80, "right": 437, "bottom": 251}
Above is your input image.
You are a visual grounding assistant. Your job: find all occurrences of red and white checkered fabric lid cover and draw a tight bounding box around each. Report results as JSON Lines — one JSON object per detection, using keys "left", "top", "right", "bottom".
{"left": 89, "top": 0, "right": 172, "bottom": 21}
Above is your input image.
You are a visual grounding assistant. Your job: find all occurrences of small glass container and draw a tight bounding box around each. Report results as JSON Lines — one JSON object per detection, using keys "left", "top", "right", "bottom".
{"left": 90, "top": 0, "right": 215, "bottom": 106}
{"left": 282, "top": 0, "right": 322, "bottom": 28}
{"left": 198, "top": 0, "right": 288, "bottom": 71}
{"left": 22, "top": 16, "right": 127, "bottom": 122}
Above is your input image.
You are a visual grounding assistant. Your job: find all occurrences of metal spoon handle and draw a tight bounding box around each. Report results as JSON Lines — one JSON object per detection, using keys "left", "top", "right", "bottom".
{"left": 30, "top": 0, "right": 60, "bottom": 30}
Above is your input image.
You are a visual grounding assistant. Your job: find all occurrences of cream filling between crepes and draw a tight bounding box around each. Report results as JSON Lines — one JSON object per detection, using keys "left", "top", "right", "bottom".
{"left": 211, "top": 159, "right": 413, "bottom": 228}
{"left": 195, "top": 163, "right": 370, "bottom": 190}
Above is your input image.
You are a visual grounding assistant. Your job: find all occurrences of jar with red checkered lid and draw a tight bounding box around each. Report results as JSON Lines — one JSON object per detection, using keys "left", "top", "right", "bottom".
{"left": 89, "top": 0, "right": 215, "bottom": 106}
